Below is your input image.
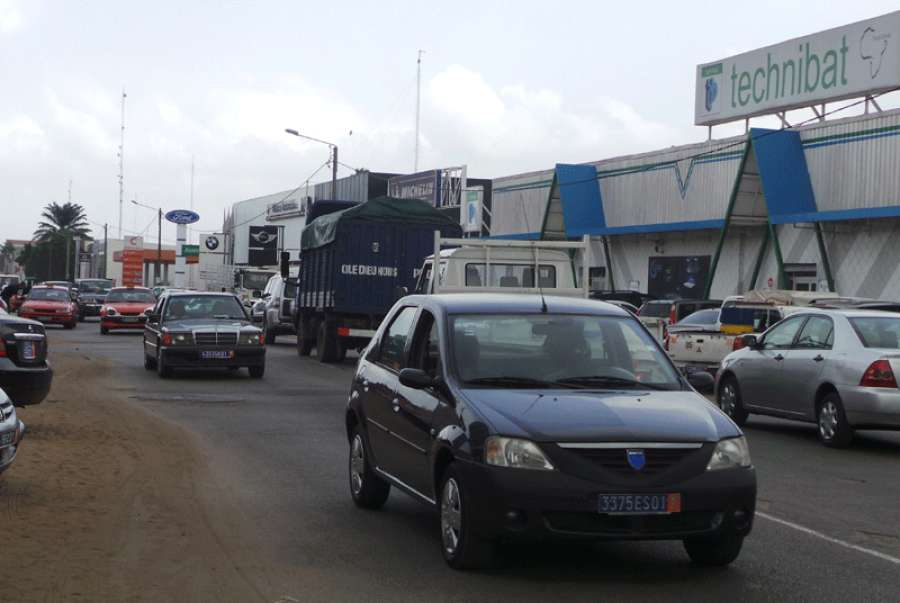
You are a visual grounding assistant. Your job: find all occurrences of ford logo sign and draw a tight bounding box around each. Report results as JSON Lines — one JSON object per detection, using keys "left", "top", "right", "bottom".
{"left": 165, "top": 209, "right": 200, "bottom": 225}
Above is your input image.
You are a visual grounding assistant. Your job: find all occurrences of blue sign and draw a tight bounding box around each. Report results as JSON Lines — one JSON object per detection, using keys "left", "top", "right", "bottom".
{"left": 165, "top": 209, "right": 200, "bottom": 225}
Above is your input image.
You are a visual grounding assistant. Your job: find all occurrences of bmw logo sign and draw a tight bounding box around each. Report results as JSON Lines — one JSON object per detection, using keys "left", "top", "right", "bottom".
{"left": 205, "top": 236, "right": 220, "bottom": 251}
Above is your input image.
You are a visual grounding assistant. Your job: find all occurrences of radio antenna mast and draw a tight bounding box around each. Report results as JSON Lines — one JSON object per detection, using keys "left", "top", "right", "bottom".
{"left": 414, "top": 50, "right": 424, "bottom": 172}
{"left": 117, "top": 88, "right": 127, "bottom": 238}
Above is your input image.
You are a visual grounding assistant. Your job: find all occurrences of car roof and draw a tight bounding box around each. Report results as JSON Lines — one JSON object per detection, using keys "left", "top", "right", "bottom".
{"left": 164, "top": 291, "right": 236, "bottom": 297}
{"left": 403, "top": 293, "right": 630, "bottom": 316}
{"left": 109, "top": 286, "right": 152, "bottom": 292}
{"left": 781, "top": 307, "right": 900, "bottom": 319}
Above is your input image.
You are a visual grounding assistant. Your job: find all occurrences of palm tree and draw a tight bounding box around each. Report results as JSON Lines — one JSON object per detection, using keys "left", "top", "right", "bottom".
{"left": 0, "top": 241, "right": 15, "bottom": 270}
{"left": 33, "top": 202, "right": 92, "bottom": 242}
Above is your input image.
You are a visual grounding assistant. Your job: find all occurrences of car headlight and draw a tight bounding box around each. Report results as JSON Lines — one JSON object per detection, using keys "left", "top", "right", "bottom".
{"left": 162, "top": 332, "right": 193, "bottom": 345}
{"left": 484, "top": 437, "right": 555, "bottom": 470}
{"left": 706, "top": 436, "right": 752, "bottom": 471}
{"left": 105, "top": 306, "right": 118, "bottom": 316}
{"left": 240, "top": 333, "right": 263, "bottom": 345}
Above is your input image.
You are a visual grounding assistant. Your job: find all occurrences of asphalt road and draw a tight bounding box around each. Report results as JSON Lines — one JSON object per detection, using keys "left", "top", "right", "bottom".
{"left": 49, "top": 321, "right": 900, "bottom": 602}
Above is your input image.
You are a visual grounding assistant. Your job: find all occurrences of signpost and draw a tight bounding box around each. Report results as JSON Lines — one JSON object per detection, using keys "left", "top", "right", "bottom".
{"left": 165, "top": 210, "right": 200, "bottom": 288}
{"left": 695, "top": 10, "right": 900, "bottom": 126}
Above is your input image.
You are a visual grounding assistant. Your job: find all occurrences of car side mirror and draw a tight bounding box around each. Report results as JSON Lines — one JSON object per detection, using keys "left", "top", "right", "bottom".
{"left": 393, "top": 285, "right": 408, "bottom": 300}
{"left": 146, "top": 312, "right": 159, "bottom": 323}
{"left": 741, "top": 334, "right": 759, "bottom": 349}
{"left": 686, "top": 370, "right": 715, "bottom": 394}
{"left": 399, "top": 368, "right": 435, "bottom": 390}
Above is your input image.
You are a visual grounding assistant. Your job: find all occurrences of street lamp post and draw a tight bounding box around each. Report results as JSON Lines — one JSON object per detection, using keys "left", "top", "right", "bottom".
{"left": 284, "top": 128, "right": 338, "bottom": 201}
{"left": 131, "top": 199, "right": 163, "bottom": 285}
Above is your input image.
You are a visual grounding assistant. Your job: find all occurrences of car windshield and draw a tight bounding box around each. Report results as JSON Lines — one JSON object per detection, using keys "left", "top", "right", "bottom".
{"left": 29, "top": 288, "right": 70, "bottom": 302}
{"left": 849, "top": 317, "right": 900, "bottom": 348}
{"left": 165, "top": 295, "right": 246, "bottom": 320}
{"left": 78, "top": 280, "right": 114, "bottom": 294}
{"left": 677, "top": 309, "right": 719, "bottom": 325}
{"left": 106, "top": 289, "right": 155, "bottom": 303}
{"left": 242, "top": 272, "right": 273, "bottom": 290}
{"left": 450, "top": 313, "right": 682, "bottom": 390}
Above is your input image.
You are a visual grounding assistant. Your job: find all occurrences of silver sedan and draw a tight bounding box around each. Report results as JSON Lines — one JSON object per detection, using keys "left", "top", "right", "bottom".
{"left": 715, "top": 309, "right": 900, "bottom": 447}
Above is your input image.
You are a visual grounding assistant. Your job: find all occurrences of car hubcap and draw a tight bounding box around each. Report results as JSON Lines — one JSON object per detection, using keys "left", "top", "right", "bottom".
{"left": 719, "top": 384, "right": 736, "bottom": 416}
{"left": 349, "top": 435, "right": 365, "bottom": 496}
{"left": 441, "top": 478, "right": 462, "bottom": 556}
{"left": 819, "top": 401, "right": 838, "bottom": 440}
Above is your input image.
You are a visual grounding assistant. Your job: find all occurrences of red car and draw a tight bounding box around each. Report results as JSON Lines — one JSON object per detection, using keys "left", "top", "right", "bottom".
{"left": 100, "top": 287, "right": 156, "bottom": 334}
{"left": 18, "top": 286, "right": 78, "bottom": 329}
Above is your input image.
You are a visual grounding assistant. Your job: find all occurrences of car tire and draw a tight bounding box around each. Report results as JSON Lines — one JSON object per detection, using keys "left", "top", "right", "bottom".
{"left": 248, "top": 365, "right": 265, "bottom": 379}
{"left": 439, "top": 464, "right": 496, "bottom": 570}
{"left": 683, "top": 531, "right": 744, "bottom": 566}
{"left": 100, "top": 326, "right": 109, "bottom": 335}
{"left": 817, "top": 392, "right": 853, "bottom": 448}
{"left": 64, "top": 321, "right": 76, "bottom": 330}
{"left": 717, "top": 377, "right": 748, "bottom": 427}
{"left": 157, "top": 351, "right": 172, "bottom": 378}
{"left": 348, "top": 428, "right": 390, "bottom": 510}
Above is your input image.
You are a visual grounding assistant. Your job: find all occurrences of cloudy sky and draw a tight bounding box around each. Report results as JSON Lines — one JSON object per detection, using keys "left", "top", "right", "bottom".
{"left": 1, "top": 0, "right": 898, "bottom": 245}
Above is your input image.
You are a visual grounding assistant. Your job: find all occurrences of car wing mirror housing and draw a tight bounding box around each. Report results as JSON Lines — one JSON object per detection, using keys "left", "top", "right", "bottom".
{"left": 146, "top": 312, "right": 159, "bottom": 322}
{"left": 742, "top": 334, "right": 759, "bottom": 349}
{"left": 686, "top": 370, "right": 715, "bottom": 394}
{"left": 399, "top": 368, "right": 436, "bottom": 390}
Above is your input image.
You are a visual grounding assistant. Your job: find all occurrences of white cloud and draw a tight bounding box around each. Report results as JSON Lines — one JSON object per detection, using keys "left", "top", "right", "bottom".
{"left": 0, "top": 0, "right": 23, "bottom": 33}
{"left": 0, "top": 115, "right": 48, "bottom": 155}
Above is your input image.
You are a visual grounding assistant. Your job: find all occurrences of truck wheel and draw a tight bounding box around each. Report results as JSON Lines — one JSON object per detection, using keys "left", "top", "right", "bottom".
{"left": 297, "top": 321, "right": 314, "bottom": 356}
{"left": 317, "top": 321, "right": 339, "bottom": 363}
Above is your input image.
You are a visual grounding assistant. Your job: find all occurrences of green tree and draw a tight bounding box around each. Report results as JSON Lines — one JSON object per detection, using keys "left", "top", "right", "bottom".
{"left": 0, "top": 241, "right": 15, "bottom": 272}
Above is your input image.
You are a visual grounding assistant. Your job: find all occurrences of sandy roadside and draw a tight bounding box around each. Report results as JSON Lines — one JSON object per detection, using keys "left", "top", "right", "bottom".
{"left": 0, "top": 350, "right": 266, "bottom": 602}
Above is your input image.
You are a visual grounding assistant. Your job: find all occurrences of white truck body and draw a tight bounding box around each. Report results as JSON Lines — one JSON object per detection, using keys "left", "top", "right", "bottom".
{"left": 414, "top": 235, "right": 590, "bottom": 298}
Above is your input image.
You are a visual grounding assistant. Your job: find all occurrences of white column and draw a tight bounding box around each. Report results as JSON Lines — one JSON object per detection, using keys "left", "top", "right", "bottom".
{"left": 174, "top": 223, "right": 187, "bottom": 288}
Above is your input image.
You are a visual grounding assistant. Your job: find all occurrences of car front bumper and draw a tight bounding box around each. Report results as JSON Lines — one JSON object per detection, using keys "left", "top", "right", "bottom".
{"left": 0, "top": 419, "right": 25, "bottom": 474}
{"left": 837, "top": 385, "right": 900, "bottom": 430}
{"left": 456, "top": 459, "right": 756, "bottom": 542}
{"left": 160, "top": 347, "right": 266, "bottom": 368}
{"left": 19, "top": 312, "right": 76, "bottom": 324}
{"left": 101, "top": 316, "right": 147, "bottom": 330}
{"left": 0, "top": 358, "right": 53, "bottom": 405}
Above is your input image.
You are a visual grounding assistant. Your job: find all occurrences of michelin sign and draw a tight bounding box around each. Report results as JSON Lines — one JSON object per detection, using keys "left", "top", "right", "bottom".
{"left": 695, "top": 11, "right": 900, "bottom": 126}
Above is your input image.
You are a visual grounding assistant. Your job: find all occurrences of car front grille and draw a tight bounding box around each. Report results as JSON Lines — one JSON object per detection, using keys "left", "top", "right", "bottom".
{"left": 544, "top": 510, "right": 720, "bottom": 536}
{"left": 195, "top": 332, "right": 238, "bottom": 346}
{"left": 560, "top": 446, "right": 700, "bottom": 477}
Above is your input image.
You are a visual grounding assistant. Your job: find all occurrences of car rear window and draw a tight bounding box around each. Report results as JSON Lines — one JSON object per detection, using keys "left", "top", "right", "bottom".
{"left": 639, "top": 302, "right": 670, "bottom": 318}
{"left": 677, "top": 309, "right": 719, "bottom": 325}
{"left": 849, "top": 317, "right": 900, "bottom": 348}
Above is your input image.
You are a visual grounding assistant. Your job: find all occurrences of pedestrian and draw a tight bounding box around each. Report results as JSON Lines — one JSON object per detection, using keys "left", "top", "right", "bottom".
{"left": 1, "top": 281, "right": 18, "bottom": 305}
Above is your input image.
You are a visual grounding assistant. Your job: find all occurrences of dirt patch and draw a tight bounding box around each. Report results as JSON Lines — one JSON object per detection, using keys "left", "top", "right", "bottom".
{"left": 1, "top": 352, "right": 265, "bottom": 602}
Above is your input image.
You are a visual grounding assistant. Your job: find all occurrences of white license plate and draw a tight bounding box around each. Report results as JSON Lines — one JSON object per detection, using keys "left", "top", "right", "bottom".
{"left": 121, "top": 316, "right": 139, "bottom": 323}
{"left": 201, "top": 350, "right": 234, "bottom": 360}
{"left": 21, "top": 341, "right": 36, "bottom": 360}
{"left": 598, "top": 493, "right": 681, "bottom": 515}
{"left": 0, "top": 431, "right": 14, "bottom": 447}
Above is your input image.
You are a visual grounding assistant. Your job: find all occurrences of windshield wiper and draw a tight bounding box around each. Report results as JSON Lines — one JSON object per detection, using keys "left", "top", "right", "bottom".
{"left": 553, "top": 375, "right": 670, "bottom": 390}
{"left": 213, "top": 314, "right": 245, "bottom": 320}
{"left": 464, "top": 376, "right": 578, "bottom": 389}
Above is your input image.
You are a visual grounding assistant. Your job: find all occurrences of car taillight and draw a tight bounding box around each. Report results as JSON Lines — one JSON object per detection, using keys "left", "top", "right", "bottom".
{"left": 669, "top": 305, "right": 677, "bottom": 325}
{"left": 162, "top": 333, "right": 173, "bottom": 346}
{"left": 860, "top": 359, "right": 898, "bottom": 388}
{"left": 0, "top": 339, "right": 6, "bottom": 357}
{"left": 664, "top": 334, "right": 669, "bottom": 351}
{"left": 732, "top": 336, "right": 747, "bottom": 351}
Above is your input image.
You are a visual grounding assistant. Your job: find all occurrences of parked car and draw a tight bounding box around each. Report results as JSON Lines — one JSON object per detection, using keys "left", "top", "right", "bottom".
{"left": 716, "top": 308, "right": 900, "bottom": 447}
{"left": 605, "top": 300, "right": 640, "bottom": 315}
{"left": 638, "top": 299, "right": 721, "bottom": 345}
{"left": 252, "top": 274, "right": 298, "bottom": 344}
{"left": 0, "top": 390, "right": 26, "bottom": 474}
{"left": 142, "top": 291, "right": 266, "bottom": 378}
{"left": 18, "top": 286, "right": 78, "bottom": 329}
{"left": 75, "top": 278, "right": 114, "bottom": 320}
{"left": 346, "top": 294, "right": 755, "bottom": 569}
{"left": 0, "top": 310, "right": 52, "bottom": 406}
{"left": 100, "top": 287, "right": 157, "bottom": 334}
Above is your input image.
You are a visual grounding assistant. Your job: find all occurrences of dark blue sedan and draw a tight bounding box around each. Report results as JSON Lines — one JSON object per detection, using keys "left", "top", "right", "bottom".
{"left": 345, "top": 294, "right": 756, "bottom": 569}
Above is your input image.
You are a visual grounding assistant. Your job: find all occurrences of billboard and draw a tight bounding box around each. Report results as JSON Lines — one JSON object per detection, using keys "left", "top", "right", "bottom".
{"left": 695, "top": 11, "right": 900, "bottom": 126}
{"left": 462, "top": 187, "right": 483, "bottom": 233}
{"left": 388, "top": 171, "right": 441, "bottom": 206}
{"left": 248, "top": 226, "right": 278, "bottom": 266}
{"left": 267, "top": 196, "right": 310, "bottom": 220}
{"left": 647, "top": 256, "right": 710, "bottom": 300}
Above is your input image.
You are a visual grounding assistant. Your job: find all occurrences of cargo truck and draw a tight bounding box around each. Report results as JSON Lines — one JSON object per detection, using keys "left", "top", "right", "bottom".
{"left": 294, "top": 196, "right": 462, "bottom": 363}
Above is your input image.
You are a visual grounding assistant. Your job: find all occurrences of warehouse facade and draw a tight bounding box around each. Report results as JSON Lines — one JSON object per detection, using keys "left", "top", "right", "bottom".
{"left": 490, "top": 108, "right": 900, "bottom": 300}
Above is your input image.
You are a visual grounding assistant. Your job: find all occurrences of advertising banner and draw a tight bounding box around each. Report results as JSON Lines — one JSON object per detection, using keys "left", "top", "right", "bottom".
{"left": 248, "top": 226, "right": 279, "bottom": 266}
{"left": 695, "top": 11, "right": 900, "bottom": 125}
{"left": 387, "top": 170, "right": 441, "bottom": 206}
{"left": 462, "top": 187, "right": 483, "bottom": 233}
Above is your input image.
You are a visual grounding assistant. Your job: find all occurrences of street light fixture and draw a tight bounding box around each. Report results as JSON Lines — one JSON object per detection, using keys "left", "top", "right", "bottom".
{"left": 131, "top": 199, "right": 163, "bottom": 285}
{"left": 284, "top": 128, "right": 338, "bottom": 201}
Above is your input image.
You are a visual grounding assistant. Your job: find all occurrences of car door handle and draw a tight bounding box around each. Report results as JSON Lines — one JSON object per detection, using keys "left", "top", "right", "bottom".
{"left": 392, "top": 398, "right": 400, "bottom": 413}
{"left": 774, "top": 354, "right": 784, "bottom": 361}
{"left": 813, "top": 354, "right": 824, "bottom": 362}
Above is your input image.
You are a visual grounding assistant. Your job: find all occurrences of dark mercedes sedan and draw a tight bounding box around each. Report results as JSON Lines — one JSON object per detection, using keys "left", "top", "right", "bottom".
{"left": 0, "top": 309, "right": 52, "bottom": 405}
{"left": 345, "top": 294, "right": 755, "bottom": 569}
{"left": 142, "top": 292, "right": 266, "bottom": 378}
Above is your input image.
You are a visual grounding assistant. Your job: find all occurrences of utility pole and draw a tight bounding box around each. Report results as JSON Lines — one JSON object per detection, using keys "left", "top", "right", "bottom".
{"left": 156, "top": 208, "right": 162, "bottom": 285}
{"left": 414, "top": 50, "right": 424, "bottom": 172}
{"left": 68, "top": 179, "right": 72, "bottom": 203}
{"left": 102, "top": 223, "right": 108, "bottom": 278}
{"left": 65, "top": 234, "right": 71, "bottom": 281}
{"left": 118, "top": 89, "right": 127, "bottom": 238}
{"left": 331, "top": 146, "right": 338, "bottom": 201}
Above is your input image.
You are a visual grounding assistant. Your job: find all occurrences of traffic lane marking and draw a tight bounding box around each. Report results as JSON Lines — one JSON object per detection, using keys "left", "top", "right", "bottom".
{"left": 758, "top": 512, "right": 900, "bottom": 566}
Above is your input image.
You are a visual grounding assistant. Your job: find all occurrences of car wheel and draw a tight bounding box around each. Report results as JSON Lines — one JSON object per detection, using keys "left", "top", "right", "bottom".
{"left": 439, "top": 464, "right": 495, "bottom": 570}
{"left": 348, "top": 429, "right": 390, "bottom": 509}
{"left": 100, "top": 326, "right": 109, "bottom": 335}
{"left": 683, "top": 531, "right": 744, "bottom": 566}
{"left": 248, "top": 365, "right": 265, "bottom": 379}
{"left": 817, "top": 392, "right": 853, "bottom": 448}
{"left": 157, "top": 350, "right": 172, "bottom": 378}
{"left": 717, "top": 377, "right": 748, "bottom": 427}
